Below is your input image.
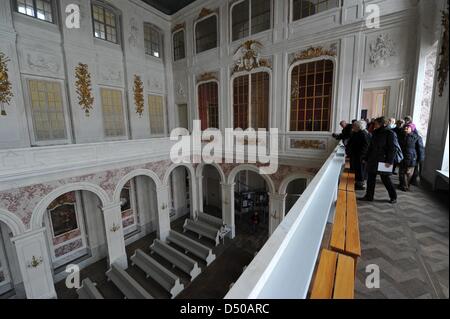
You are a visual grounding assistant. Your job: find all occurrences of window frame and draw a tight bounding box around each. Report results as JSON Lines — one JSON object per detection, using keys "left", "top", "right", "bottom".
{"left": 172, "top": 28, "right": 186, "bottom": 62}
{"left": 99, "top": 86, "right": 128, "bottom": 140}
{"left": 196, "top": 80, "right": 220, "bottom": 131}
{"left": 23, "top": 76, "right": 72, "bottom": 147}
{"left": 290, "top": 0, "right": 342, "bottom": 23}
{"left": 287, "top": 57, "right": 337, "bottom": 133}
{"left": 91, "top": 1, "right": 121, "bottom": 45}
{"left": 144, "top": 22, "right": 163, "bottom": 59}
{"left": 14, "top": 0, "right": 56, "bottom": 24}
{"left": 231, "top": 68, "right": 272, "bottom": 130}
{"left": 194, "top": 13, "right": 219, "bottom": 55}
{"left": 148, "top": 94, "right": 168, "bottom": 137}
{"left": 230, "top": 0, "right": 272, "bottom": 43}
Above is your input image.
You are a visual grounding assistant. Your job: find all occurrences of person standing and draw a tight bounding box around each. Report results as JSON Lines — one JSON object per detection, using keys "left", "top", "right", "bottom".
{"left": 398, "top": 124, "right": 425, "bottom": 191}
{"left": 346, "top": 120, "right": 371, "bottom": 190}
{"left": 360, "top": 117, "right": 398, "bottom": 204}
{"left": 332, "top": 120, "right": 354, "bottom": 146}
{"left": 392, "top": 119, "right": 405, "bottom": 175}
{"left": 404, "top": 116, "right": 422, "bottom": 186}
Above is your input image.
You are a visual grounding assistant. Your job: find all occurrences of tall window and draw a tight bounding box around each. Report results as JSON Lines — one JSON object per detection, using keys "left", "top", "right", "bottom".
{"left": 100, "top": 88, "right": 126, "bottom": 137}
{"left": 148, "top": 95, "right": 166, "bottom": 135}
{"left": 16, "top": 0, "right": 54, "bottom": 23}
{"left": 292, "top": 0, "right": 340, "bottom": 21}
{"left": 144, "top": 23, "right": 162, "bottom": 58}
{"left": 198, "top": 82, "right": 219, "bottom": 130}
{"left": 27, "top": 79, "right": 68, "bottom": 144}
{"left": 231, "top": 0, "right": 271, "bottom": 42}
{"left": 233, "top": 72, "right": 269, "bottom": 130}
{"left": 290, "top": 59, "right": 334, "bottom": 132}
{"left": 92, "top": 3, "right": 119, "bottom": 44}
{"left": 173, "top": 29, "right": 186, "bottom": 61}
{"left": 195, "top": 15, "right": 218, "bottom": 54}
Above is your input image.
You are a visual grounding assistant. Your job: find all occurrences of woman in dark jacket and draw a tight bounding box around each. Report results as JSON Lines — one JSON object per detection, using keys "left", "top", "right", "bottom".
{"left": 346, "top": 121, "right": 371, "bottom": 190}
{"left": 398, "top": 124, "right": 425, "bottom": 191}
{"left": 360, "top": 117, "right": 398, "bottom": 204}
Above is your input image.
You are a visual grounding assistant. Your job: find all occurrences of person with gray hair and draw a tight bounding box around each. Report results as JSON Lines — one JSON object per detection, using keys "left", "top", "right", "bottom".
{"left": 346, "top": 120, "right": 371, "bottom": 190}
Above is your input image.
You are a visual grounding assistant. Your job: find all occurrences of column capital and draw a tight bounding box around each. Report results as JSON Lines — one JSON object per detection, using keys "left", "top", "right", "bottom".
{"left": 11, "top": 227, "right": 46, "bottom": 243}
{"left": 102, "top": 202, "right": 122, "bottom": 213}
{"left": 221, "top": 182, "right": 235, "bottom": 188}
{"left": 269, "top": 192, "right": 287, "bottom": 201}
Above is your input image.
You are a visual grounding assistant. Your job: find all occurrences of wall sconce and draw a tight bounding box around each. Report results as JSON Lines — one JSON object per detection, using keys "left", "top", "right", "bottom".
{"left": 270, "top": 211, "right": 279, "bottom": 220}
{"left": 161, "top": 203, "right": 168, "bottom": 210}
{"left": 27, "top": 256, "right": 43, "bottom": 269}
{"left": 110, "top": 222, "right": 121, "bottom": 233}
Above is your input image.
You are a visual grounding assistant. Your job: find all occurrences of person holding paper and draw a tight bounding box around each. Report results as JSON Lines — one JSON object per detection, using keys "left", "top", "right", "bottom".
{"left": 359, "top": 117, "right": 398, "bottom": 204}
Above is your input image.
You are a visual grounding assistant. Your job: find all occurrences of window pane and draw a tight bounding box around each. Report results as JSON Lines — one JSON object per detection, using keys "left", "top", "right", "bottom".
{"left": 290, "top": 60, "right": 333, "bottom": 131}
{"left": 149, "top": 95, "right": 166, "bottom": 135}
{"left": 173, "top": 30, "right": 186, "bottom": 61}
{"left": 251, "top": 72, "right": 269, "bottom": 129}
{"left": 145, "top": 24, "right": 162, "bottom": 58}
{"left": 233, "top": 75, "right": 249, "bottom": 130}
{"left": 196, "top": 16, "right": 218, "bottom": 53}
{"left": 198, "top": 82, "right": 219, "bottom": 130}
{"left": 232, "top": 0, "right": 250, "bottom": 42}
{"left": 28, "top": 79, "right": 67, "bottom": 142}
{"left": 101, "top": 88, "right": 125, "bottom": 137}
{"left": 251, "top": 0, "right": 271, "bottom": 35}
{"left": 17, "top": 0, "right": 54, "bottom": 22}
{"left": 93, "top": 4, "right": 118, "bottom": 44}
{"left": 293, "top": 0, "right": 340, "bottom": 21}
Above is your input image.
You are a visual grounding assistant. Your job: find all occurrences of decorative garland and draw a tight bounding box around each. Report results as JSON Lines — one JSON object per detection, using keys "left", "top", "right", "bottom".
{"left": 437, "top": 6, "right": 449, "bottom": 97}
{"left": 0, "top": 51, "right": 13, "bottom": 116}
{"left": 75, "top": 63, "right": 94, "bottom": 116}
{"left": 133, "top": 75, "right": 144, "bottom": 117}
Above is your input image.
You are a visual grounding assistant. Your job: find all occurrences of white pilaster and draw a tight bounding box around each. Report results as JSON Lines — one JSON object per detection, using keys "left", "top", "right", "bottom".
{"left": 11, "top": 228, "right": 56, "bottom": 299}
{"left": 102, "top": 203, "right": 127, "bottom": 269}
{"left": 221, "top": 182, "right": 235, "bottom": 238}
{"left": 196, "top": 174, "right": 204, "bottom": 214}
{"left": 268, "top": 193, "right": 287, "bottom": 235}
{"left": 156, "top": 185, "right": 171, "bottom": 241}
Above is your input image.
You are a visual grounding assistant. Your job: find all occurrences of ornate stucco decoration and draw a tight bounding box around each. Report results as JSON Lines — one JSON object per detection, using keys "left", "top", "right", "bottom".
{"left": 369, "top": 33, "right": 396, "bottom": 68}
{"left": 172, "top": 22, "right": 185, "bottom": 33}
{"left": 198, "top": 8, "right": 214, "bottom": 19}
{"left": 176, "top": 82, "right": 186, "bottom": 98}
{"left": 128, "top": 17, "right": 139, "bottom": 48}
{"left": 133, "top": 75, "right": 144, "bottom": 117}
{"left": 232, "top": 40, "right": 271, "bottom": 74}
{"left": 197, "top": 72, "right": 218, "bottom": 83}
{"left": 100, "top": 66, "right": 122, "bottom": 82}
{"left": 437, "top": 7, "right": 449, "bottom": 97}
{"left": 290, "top": 45, "right": 337, "bottom": 65}
{"left": 27, "top": 53, "right": 60, "bottom": 74}
{"left": 290, "top": 138, "right": 327, "bottom": 150}
{"left": 0, "top": 51, "right": 13, "bottom": 116}
{"left": 75, "top": 63, "right": 94, "bottom": 117}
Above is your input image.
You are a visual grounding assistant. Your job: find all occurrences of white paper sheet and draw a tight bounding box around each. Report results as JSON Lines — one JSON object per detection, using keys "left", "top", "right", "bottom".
{"left": 378, "top": 162, "right": 394, "bottom": 173}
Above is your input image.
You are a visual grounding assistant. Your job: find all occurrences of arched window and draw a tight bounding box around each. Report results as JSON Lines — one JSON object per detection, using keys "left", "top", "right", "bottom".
{"left": 290, "top": 59, "right": 334, "bottom": 132}
{"left": 92, "top": 1, "right": 120, "bottom": 44}
{"left": 195, "top": 14, "right": 218, "bottom": 54}
{"left": 198, "top": 81, "right": 219, "bottom": 130}
{"left": 233, "top": 71, "right": 269, "bottom": 130}
{"left": 231, "top": 0, "right": 271, "bottom": 42}
{"left": 173, "top": 29, "right": 186, "bottom": 61}
{"left": 144, "top": 23, "right": 163, "bottom": 58}
{"left": 292, "top": 0, "right": 340, "bottom": 21}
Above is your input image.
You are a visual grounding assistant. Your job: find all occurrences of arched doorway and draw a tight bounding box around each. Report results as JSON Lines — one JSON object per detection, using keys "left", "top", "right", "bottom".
{"left": 0, "top": 221, "right": 23, "bottom": 299}
{"left": 201, "top": 164, "right": 223, "bottom": 219}
{"left": 284, "top": 178, "right": 308, "bottom": 215}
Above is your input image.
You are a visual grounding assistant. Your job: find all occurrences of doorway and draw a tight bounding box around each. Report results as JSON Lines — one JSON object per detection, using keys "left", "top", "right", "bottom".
{"left": 361, "top": 87, "right": 389, "bottom": 120}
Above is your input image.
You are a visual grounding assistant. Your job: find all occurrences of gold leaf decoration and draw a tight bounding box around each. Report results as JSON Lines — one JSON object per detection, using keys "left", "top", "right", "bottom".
{"left": 438, "top": 6, "right": 449, "bottom": 97}
{"left": 75, "top": 63, "right": 94, "bottom": 117}
{"left": 198, "top": 8, "right": 214, "bottom": 19}
{"left": 133, "top": 75, "right": 144, "bottom": 117}
{"left": 197, "top": 72, "right": 218, "bottom": 83}
{"left": 0, "top": 51, "right": 14, "bottom": 116}
{"left": 291, "top": 46, "right": 337, "bottom": 65}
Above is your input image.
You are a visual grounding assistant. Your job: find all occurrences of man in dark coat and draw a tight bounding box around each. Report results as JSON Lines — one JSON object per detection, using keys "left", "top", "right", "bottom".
{"left": 332, "top": 120, "right": 354, "bottom": 145}
{"left": 398, "top": 124, "right": 425, "bottom": 191}
{"left": 346, "top": 120, "right": 371, "bottom": 190}
{"left": 360, "top": 117, "right": 398, "bottom": 204}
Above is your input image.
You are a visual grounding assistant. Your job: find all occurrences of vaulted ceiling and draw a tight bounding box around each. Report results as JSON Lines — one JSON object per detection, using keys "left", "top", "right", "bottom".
{"left": 140, "top": 0, "right": 197, "bottom": 15}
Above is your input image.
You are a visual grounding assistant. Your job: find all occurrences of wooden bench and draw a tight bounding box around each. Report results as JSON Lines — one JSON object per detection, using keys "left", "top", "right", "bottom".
{"left": 76, "top": 278, "right": 104, "bottom": 299}
{"left": 183, "top": 219, "right": 220, "bottom": 246}
{"left": 310, "top": 249, "right": 355, "bottom": 299}
{"left": 329, "top": 190, "right": 361, "bottom": 266}
{"left": 338, "top": 171, "right": 356, "bottom": 192}
{"left": 197, "top": 212, "right": 223, "bottom": 229}
{"left": 150, "top": 239, "right": 202, "bottom": 280}
{"left": 167, "top": 230, "right": 216, "bottom": 266}
{"left": 106, "top": 263, "right": 154, "bottom": 299}
{"left": 131, "top": 249, "right": 184, "bottom": 298}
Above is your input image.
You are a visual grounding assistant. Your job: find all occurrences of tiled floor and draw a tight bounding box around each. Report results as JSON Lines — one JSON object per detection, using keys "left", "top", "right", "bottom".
{"left": 354, "top": 176, "right": 449, "bottom": 299}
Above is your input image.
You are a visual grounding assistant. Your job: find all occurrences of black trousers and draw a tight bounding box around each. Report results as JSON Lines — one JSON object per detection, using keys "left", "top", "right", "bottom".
{"left": 366, "top": 172, "right": 397, "bottom": 200}
{"left": 351, "top": 157, "right": 366, "bottom": 184}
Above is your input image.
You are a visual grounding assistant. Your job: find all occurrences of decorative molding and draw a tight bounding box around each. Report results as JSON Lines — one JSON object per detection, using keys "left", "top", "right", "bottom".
{"left": 26, "top": 53, "right": 60, "bottom": 74}
{"left": 133, "top": 75, "right": 144, "bottom": 117}
{"left": 198, "top": 8, "right": 214, "bottom": 19}
{"left": 290, "top": 139, "right": 327, "bottom": 151}
{"left": 232, "top": 40, "right": 271, "bottom": 74}
{"left": 368, "top": 33, "right": 396, "bottom": 68}
{"left": 176, "top": 82, "right": 186, "bottom": 98}
{"left": 438, "top": 7, "right": 449, "bottom": 97}
{"left": 197, "top": 72, "right": 218, "bottom": 83}
{"left": 75, "top": 63, "right": 94, "bottom": 117}
{"left": 110, "top": 222, "right": 120, "bottom": 233}
{"left": 290, "top": 45, "right": 337, "bottom": 65}
{"left": 172, "top": 22, "right": 185, "bottom": 33}
{"left": 27, "top": 255, "right": 43, "bottom": 268}
{"left": 0, "top": 51, "right": 13, "bottom": 116}
{"left": 128, "top": 17, "right": 139, "bottom": 48}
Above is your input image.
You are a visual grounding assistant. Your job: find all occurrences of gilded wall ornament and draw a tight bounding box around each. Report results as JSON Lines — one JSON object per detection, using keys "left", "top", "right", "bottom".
{"left": 197, "top": 72, "right": 218, "bottom": 83}
{"left": 233, "top": 40, "right": 271, "bottom": 74}
{"left": 291, "top": 46, "right": 337, "bottom": 65}
{"left": 198, "top": 8, "right": 214, "bottom": 19}
{"left": 172, "top": 23, "right": 185, "bottom": 33}
{"left": 0, "top": 51, "right": 13, "bottom": 116}
{"left": 75, "top": 63, "right": 94, "bottom": 117}
{"left": 133, "top": 75, "right": 144, "bottom": 117}
{"left": 437, "top": 7, "right": 449, "bottom": 97}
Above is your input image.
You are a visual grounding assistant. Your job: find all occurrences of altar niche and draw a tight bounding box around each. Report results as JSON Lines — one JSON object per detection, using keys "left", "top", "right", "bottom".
{"left": 202, "top": 164, "right": 223, "bottom": 219}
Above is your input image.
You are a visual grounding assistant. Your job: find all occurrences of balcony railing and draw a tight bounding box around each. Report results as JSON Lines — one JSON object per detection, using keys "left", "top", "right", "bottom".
{"left": 225, "top": 144, "right": 345, "bottom": 299}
